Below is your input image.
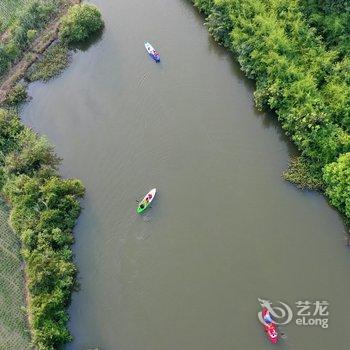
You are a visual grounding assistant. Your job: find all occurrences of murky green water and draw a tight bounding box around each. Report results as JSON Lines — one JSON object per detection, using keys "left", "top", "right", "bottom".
{"left": 21, "top": 0, "right": 350, "bottom": 349}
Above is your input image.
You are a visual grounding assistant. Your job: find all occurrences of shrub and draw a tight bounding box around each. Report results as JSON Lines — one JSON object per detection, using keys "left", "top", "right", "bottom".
{"left": 4, "top": 84, "right": 27, "bottom": 106}
{"left": 59, "top": 4, "right": 104, "bottom": 44}
{"left": 4, "top": 41, "right": 21, "bottom": 61}
{"left": 194, "top": 0, "right": 215, "bottom": 15}
{"left": 5, "top": 129, "right": 60, "bottom": 175}
{"left": 323, "top": 152, "right": 350, "bottom": 217}
{"left": 27, "top": 29, "right": 38, "bottom": 42}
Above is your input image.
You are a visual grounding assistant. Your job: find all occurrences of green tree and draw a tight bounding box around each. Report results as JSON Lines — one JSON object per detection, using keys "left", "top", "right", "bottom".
{"left": 59, "top": 4, "right": 104, "bottom": 43}
{"left": 323, "top": 152, "right": 350, "bottom": 217}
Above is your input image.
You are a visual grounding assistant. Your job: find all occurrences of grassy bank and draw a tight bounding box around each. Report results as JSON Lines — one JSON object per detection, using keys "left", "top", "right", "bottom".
{"left": 0, "top": 199, "right": 32, "bottom": 350}
{"left": 191, "top": 0, "right": 350, "bottom": 222}
{"left": 0, "top": 3, "right": 104, "bottom": 349}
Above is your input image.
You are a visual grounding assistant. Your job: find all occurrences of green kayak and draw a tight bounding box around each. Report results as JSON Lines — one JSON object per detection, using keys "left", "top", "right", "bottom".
{"left": 137, "top": 188, "right": 157, "bottom": 214}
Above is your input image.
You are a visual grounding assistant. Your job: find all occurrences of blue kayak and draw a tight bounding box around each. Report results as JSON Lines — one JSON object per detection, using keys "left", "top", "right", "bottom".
{"left": 145, "top": 42, "right": 160, "bottom": 62}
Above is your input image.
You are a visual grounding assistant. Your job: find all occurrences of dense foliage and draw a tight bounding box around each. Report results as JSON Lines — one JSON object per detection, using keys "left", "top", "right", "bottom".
{"left": 0, "top": 108, "right": 85, "bottom": 349}
{"left": 324, "top": 153, "right": 350, "bottom": 217}
{"left": 0, "top": 0, "right": 60, "bottom": 76}
{"left": 300, "top": 0, "right": 350, "bottom": 56}
{"left": 4, "top": 83, "right": 27, "bottom": 106}
{"left": 191, "top": 0, "right": 350, "bottom": 221}
{"left": 59, "top": 4, "right": 104, "bottom": 44}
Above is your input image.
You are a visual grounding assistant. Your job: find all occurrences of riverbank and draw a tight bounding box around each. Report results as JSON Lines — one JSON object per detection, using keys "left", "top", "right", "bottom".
{"left": 0, "top": 0, "right": 80, "bottom": 104}
{"left": 0, "top": 2, "right": 103, "bottom": 349}
{"left": 191, "top": 0, "right": 350, "bottom": 224}
{"left": 0, "top": 106, "right": 85, "bottom": 349}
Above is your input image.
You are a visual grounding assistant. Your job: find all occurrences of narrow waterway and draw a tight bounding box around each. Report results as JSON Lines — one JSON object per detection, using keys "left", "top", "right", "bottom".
{"left": 21, "top": 0, "right": 350, "bottom": 349}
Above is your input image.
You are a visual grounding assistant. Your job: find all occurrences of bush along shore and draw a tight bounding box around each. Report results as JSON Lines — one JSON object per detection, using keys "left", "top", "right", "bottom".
{"left": 0, "top": 3, "right": 103, "bottom": 350}
{"left": 191, "top": 0, "right": 350, "bottom": 223}
{"left": 0, "top": 107, "right": 85, "bottom": 349}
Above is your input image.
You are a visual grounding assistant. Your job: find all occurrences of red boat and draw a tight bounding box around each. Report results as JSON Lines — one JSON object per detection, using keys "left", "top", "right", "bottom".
{"left": 262, "top": 307, "right": 279, "bottom": 344}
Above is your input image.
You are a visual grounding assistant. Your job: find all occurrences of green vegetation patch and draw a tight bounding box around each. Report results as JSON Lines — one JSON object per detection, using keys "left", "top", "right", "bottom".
{"left": 300, "top": 0, "right": 350, "bottom": 57}
{"left": 324, "top": 152, "right": 350, "bottom": 219}
{"left": 27, "top": 43, "right": 69, "bottom": 82}
{"left": 0, "top": 198, "right": 32, "bottom": 350}
{"left": 283, "top": 157, "right": 324, "bottom": 191}
{"left": 4, "top": 83, "right": 27, "bottom": 106}
{"left": 0, "top": 108, "right": 85, "bottom": 349}
{"left": 59, "top": 3, "right": 104, "bottom": 44}
{"left": 192, "top": 0, "right": 350, "bottom": 221}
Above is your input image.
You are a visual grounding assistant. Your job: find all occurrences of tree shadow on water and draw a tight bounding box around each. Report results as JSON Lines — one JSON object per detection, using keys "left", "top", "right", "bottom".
{"left": 70, "top": 28, "right": 104, "bottom": 52}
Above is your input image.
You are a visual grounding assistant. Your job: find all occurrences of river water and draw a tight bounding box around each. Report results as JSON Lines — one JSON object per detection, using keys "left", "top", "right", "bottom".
{"left": 20, "top": 0, "right": 350, "bottom": 349}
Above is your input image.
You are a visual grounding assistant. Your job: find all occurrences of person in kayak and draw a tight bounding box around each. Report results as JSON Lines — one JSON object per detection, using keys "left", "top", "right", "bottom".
{"left": 262, "top": 309, "right": 273, "bottom": 324}
{"left": 264, "top": 314, "right": 273, "bottom": 324}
